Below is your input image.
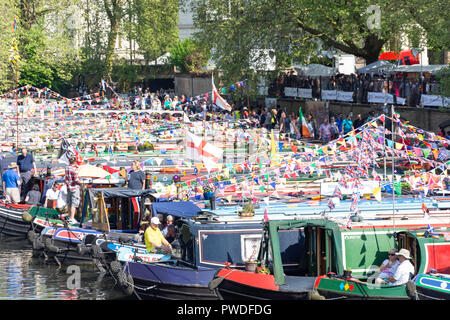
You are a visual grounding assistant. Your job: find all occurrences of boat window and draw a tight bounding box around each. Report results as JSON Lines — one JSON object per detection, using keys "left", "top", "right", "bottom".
{"left": 397, "top": 232, "right": 420, "bottom": 275}
{"left": 304, "top": 227, "right": 335, "bottom": 277}
{"left": 179, "top": 223, "right": 194, "bottom": 264}
{"left": 91, "top": 193, "right": 110, "bottom": 233}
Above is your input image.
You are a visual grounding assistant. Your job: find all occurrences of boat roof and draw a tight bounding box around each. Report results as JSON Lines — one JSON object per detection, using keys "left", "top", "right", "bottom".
{"left": 152, "top": 201, "right": 201, "bottom": 219}
{"left": 87, "top": 187, "right": 156, "bottom": 199}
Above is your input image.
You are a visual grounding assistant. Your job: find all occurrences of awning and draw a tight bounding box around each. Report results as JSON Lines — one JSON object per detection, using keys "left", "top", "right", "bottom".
{"left": 293, "top": 63, "right": 336, "bottom": 77}
{"left": 357, "top": 60, "right": 395, "bottom": 74}
{"left": 151, "top": 201, "right": 202, "bottom": 219}
{"left": 87, "top": 187, "right": 157, "bottom": 208}
{"left": 390, "top": 64, "right": 448, "bottom": 74}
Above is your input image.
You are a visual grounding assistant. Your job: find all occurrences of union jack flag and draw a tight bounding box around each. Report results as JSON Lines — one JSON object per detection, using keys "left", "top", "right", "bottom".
{"left": 346, "top": 217, "right": 353, "bottom": 229}
{"left": 333, "top": 186, "right": 343, "bottom": 199}
{"left": 328, "top": 199, "right": 335, "bottom": 211}
{"left": 350, "top": 193, "right": 359, "bottom": 213}
{"left": 437, "top": 148, "right": 449, "bottom": 162}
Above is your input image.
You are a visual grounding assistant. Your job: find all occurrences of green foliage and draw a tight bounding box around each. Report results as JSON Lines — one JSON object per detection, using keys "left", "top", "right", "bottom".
{"left": 112, "top": 62, "right": 140, "bottom": 92}
{"left": 191, "top": 0, "right": 449, "bottom": 86}
{"left": 242, "top": 199, "right": 255, "bottom": 213}
{"left": 168, "top": 38, "right": 211, "bottom": 73}
{"left": 432, "top": 66, "right": 450, "bottom": 98}
{"left": 18, "top": 24, "right": 81, "bottom": 91}
{"left": 0, "top": 0, "right": 17, "bottom": 90}
{"left": 129, "top": 0, "right": 179, "bottom": 63}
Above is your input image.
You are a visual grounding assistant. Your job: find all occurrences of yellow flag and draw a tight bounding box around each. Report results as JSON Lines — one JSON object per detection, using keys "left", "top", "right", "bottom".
{"left": 270, "top": 129, "right": 276, "bottom": 156}
{"left": 372, "top": 186, "right": 381, "bottom": 202}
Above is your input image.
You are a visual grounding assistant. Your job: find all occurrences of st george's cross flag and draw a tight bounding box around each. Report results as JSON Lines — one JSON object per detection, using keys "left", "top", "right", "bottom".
{"left": 186, "top": 132, "right": 223, "bottom": 170}
{"left": 212, "top": 82, "right": 232, "bottom": 112}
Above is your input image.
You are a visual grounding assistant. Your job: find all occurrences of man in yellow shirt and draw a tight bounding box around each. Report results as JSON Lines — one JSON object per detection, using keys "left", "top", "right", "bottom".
{"left": 145, "top": 217, "right": 172, "bottom": 253}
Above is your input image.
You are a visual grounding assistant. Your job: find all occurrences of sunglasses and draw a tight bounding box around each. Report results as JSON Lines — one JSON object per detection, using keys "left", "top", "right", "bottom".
{"left": 389, "top": 253, "right": 396, "bottom": 256}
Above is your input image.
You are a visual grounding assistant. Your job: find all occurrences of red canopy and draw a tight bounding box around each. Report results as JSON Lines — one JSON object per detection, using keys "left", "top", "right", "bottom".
{"left": 379, "top": 50, "right": 420, "bottom": 65}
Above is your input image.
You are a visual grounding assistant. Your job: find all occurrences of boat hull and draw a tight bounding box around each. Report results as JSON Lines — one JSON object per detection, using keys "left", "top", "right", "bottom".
{"left": 213, "top": 269, "right": 318, "bottom": 300}
{"left": 0, "top": 204, "right": 32, "bottom": 237}
{"left": 314, "top": 276, "right": 410, "bottom": 300}
{"left": 123, "top": 261, "right": 218, "bottom": 300}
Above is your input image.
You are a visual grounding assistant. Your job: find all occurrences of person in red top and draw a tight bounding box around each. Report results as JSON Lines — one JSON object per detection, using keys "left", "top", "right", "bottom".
{"left": 64, "top": 157, "right": 81, "bottom": 224}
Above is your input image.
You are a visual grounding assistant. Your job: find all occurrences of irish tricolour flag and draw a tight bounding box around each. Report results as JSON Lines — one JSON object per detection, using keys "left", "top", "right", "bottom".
{"left": 299, "top": 107, "right": 310, "bottom": 138}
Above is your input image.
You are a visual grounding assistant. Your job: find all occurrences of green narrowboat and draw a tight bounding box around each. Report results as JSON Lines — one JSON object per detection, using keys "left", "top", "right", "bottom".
{"left": 211, "top": 217, "right": 450, "bottom": 300}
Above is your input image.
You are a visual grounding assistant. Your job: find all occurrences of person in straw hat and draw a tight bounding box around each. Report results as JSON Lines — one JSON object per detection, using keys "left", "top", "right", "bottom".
{"left": 385, "top": 248, "right": 415, "bottom": 285}
{"left": 2, "top": 163, "right": 21, "bottom": 203}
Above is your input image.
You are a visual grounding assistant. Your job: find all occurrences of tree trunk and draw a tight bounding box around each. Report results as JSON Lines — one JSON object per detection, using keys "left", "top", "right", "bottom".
{"left": 104, "top": 0, "right": 124, "bottom": 82}
{"left": 361, "top": 34, "right": 386, "bottom": 64}
{"left": 105, "top": 19, "right": 119, "bottom": 82}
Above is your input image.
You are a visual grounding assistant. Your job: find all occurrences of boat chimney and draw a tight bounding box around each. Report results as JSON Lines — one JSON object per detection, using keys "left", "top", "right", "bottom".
{"left": 210, "top": 195, "right": 216, "bottom": 210}
{"left": 343, "top": 269, "right": 352, "bottom": 279}
{"left": 145, "top": 170, "right": 152, "bottom": 189}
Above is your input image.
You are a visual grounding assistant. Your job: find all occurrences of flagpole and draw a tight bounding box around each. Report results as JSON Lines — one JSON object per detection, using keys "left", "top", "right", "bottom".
{"left": 383, "top": 111, "right": 386, "bottom": 182}
{"left": 391, "top": 104, "right": 396, "bottom": 232}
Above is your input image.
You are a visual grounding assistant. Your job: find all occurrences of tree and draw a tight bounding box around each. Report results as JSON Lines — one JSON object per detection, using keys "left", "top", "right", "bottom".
{"left": 433, "top": 67, "right": 450, "bottom": 98}
{"left": 12, "top": 0, "right": 82, "bottom": 92}
{"left": 191, "top": 0, "right": 448, "bottom": 83}
{"left": 403, "top": 0, "right": 450, "bottom": 51}
{"left": 103, "top": 0, "right": 125, "bottom": 82}
{"left": 129, "top": 0, "right": 179, "bottom": 64}
{"left": 0, "top": 0, "right": 18, "bottom": 90}
{"left": 168, "top": 38, "right": 210, "bottom": 73}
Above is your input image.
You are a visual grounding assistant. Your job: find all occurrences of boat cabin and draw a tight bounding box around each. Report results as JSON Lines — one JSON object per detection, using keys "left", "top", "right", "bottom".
{"left": 262, "top": 218, "right": 450, "bottom": 286}
{"left": 80, "top": 187, "right": 157, "bottom": 233}
{"left": 175, "top": 213, "right": 305, "bottom": 270}
{"left": 396, "top": 228, "right": 450, "bottom": 274}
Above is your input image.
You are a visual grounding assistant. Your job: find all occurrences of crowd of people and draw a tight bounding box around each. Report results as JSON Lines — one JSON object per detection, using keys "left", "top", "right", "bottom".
{"left": 270, "top": 69, "right": 442, "bottom": 107}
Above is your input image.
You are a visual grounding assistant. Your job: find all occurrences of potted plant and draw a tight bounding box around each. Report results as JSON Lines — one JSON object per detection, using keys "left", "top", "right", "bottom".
{"left": 256, "top": 265, "right": 270, "bottom": 274}
{"left": 203, "top": 186, "right": 214, "bottom": 200}
{"left": 244, "top": 252, "right": 258, "bottom": 272}
{"left": 239, "top": 199, "right": 255, "bottom": 217}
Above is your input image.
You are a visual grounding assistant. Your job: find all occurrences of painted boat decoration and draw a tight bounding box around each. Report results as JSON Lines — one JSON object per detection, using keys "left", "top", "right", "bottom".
{"left": 412, "top": 272, "right": 450, "bottom": 300}
{"left": 115, "top": 246, "right": 171, "bottom": 264}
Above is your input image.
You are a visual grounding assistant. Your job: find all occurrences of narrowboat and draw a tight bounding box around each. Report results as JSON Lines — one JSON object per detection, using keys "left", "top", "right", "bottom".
{"left": 211, "top": 215, "right": 450, "bottom": 300}
{"left": 104, "top": 195, "right": 450, "bottom": 300}
{"left": 31, "top": 187, "right": 157, "bottom": 264}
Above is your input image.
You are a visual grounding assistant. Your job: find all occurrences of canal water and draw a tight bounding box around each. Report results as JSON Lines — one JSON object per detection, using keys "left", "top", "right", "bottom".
{"left": 0, "top": 237, "right": 127, "bottom": 300}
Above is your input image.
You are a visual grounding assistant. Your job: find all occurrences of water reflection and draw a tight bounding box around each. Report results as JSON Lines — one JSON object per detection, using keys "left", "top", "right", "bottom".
{"left": 0, "top": 237, "right": 125, "bottom": 300}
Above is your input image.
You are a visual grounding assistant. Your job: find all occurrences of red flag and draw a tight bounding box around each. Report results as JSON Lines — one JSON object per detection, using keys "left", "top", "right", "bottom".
{"left": 264, "top": 208, "right": 269, "bottom": 222}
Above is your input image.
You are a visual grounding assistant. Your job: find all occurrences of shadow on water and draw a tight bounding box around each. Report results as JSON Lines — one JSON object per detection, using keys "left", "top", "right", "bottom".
{"left": 0, "top": 237, "right": 128, "bottom": 300}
